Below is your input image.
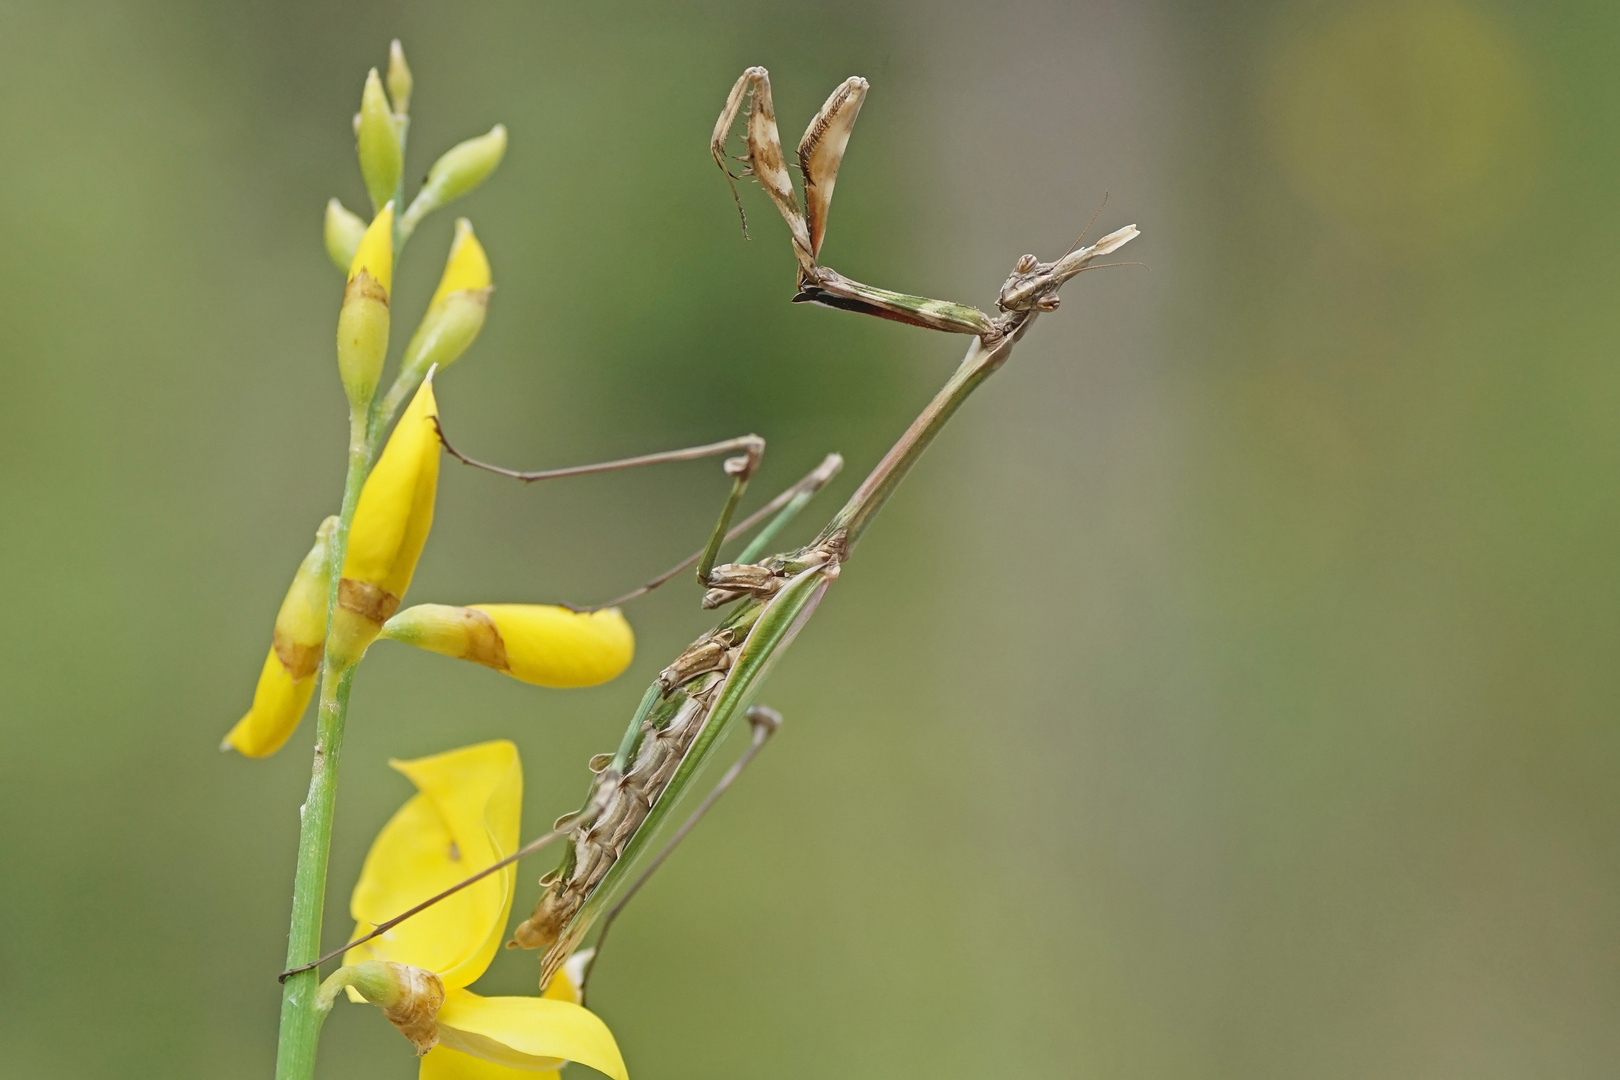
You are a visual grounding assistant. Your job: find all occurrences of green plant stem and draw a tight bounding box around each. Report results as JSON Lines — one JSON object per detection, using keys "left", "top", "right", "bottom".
{"left": 274, "top": 410, "right": 371, "bottom": 1080}
{"left": 371, "top": 371, "right": 418, "bottom": 450}
{"left": 371, "top": 111, "right": 418, "bottom": 453}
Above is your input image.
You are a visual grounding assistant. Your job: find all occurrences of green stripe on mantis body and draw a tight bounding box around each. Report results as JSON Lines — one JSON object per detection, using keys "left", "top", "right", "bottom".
{"left": 544, "top": 559, "right": 836, "bottom": 977}
{"left": 795, "top": 270, "right": 995, "bottom": 336}
{"left": 546, "top": 682, "right": 689, "bottom": 886}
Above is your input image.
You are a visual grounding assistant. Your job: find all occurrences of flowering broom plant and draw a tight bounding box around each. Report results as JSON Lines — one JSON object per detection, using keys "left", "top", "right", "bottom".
{"left": 223, "top": 43, "right": 641, "bottom": 1079}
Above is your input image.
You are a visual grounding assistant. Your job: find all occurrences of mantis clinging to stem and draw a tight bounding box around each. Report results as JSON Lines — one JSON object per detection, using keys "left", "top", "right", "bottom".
{"left": 284, "top": 65, "right": 1138, "bottom": 999}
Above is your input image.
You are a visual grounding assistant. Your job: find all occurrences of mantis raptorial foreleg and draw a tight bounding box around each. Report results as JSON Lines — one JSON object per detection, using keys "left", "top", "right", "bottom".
{"left": 575, "top": 704, "right": 783, "bottom": 1004}
{"left": 713, "top": 67, "right": 995, "bottom": 336}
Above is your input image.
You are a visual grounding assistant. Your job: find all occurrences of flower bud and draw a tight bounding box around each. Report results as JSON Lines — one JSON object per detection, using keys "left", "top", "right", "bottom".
{"left": 380, "top": 603, "right": 633, "bottom": 688}
{"left": 328, "top": 378, "right": 440, "bottom": 669}
{"left": 337, "top": 204, "right": 394, "bottom": 411}
{"left": 324, "top": 198, "right": 368, "bottom": 271}
{"left": 387, "top": 40, "right": 413, "bottom": 117}
{"left": 222, "top": 516, "right": 338, "bottom": 758}
{"left": 396, "top": 220, "right": 492, "bottom": 385}
{"left": 358, "top": 68, "right": 403, "bottom": 213}
{"left": 400, "top": 125, "right": 506, "bottom": 234}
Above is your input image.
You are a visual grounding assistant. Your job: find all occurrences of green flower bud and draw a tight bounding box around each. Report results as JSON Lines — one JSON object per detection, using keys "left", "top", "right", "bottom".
{"left": 403, "top": 290, "right": 489, "bottom": 384}
{"left": 324, "top": 198, "right": 367, "bottom": 271}
{"left": 400, "top": 125, "right": 506, "bottom": 235}
{"left": 357, "top": 68, "right": 403, "bottom": 213}
{"left": 387, "top": 40, "right": 413, "bottom": 116}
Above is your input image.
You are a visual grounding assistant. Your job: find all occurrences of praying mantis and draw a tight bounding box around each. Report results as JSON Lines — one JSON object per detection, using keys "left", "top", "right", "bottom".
{"left": 287, "top": 65, "right": 1138, "bottom": 997}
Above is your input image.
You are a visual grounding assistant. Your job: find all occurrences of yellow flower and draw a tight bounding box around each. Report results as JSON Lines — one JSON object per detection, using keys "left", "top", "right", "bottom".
{"left": 396, "top": 220, "right": 493, "bottom": 386}
{"left": 222, "top": 516, "right": 337, "bottom": 757}
{"left": 332, "top": 741, "right": 627, "bottom": 1080}
{"left": 380, "top": 603, "right": 634, "bottom": 688}
{"left": 337, "top": 203, "right": 394, "bottom": 410}
{"left": 328, "top": 376, "right": 440, "bottom": 668}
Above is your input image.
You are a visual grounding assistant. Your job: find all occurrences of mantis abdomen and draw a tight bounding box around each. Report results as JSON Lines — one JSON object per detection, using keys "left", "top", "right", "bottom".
{"left": 510, "top": 634, "right": 741, "bottom": 955}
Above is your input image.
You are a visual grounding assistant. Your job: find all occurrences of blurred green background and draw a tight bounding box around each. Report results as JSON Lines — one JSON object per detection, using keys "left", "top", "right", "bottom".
{"left": 1, "top": 1, "right": 1617, "bottom": 1077}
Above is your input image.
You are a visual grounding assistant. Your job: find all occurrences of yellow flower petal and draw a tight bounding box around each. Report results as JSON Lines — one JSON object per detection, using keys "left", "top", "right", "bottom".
{"left": 345, "top": 377, "right": 439, "bottom": 602}
{"left": 221, "top": 517, "right": 336, "bottom": 757}
{"left": 347, "top": 741, "right": 522, "bottom": 989}
{"left": 471, "top": 605, "right": 634, "bottom": 688}
{"left": 541, "top": 953, "right": 586, "bottom": 1005}
{"left": 435, "top": 988, "right": 627, "bottom": 1080}
{"left": 420, "top": 1045, "right": 557, "bottom": 1080}
{"left": 430, "top": 220, "right": 492, "bottom": 307}
{"left": 221, "top": 646, "right": 316, "bottom": 758}
{"left": 349, "top": 203, "right": 395, "bottom": 295}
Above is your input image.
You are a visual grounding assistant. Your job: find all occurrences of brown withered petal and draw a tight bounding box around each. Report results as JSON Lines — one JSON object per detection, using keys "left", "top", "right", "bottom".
{"left": 380, "top": 965, "right": 446, "bottom": 1055}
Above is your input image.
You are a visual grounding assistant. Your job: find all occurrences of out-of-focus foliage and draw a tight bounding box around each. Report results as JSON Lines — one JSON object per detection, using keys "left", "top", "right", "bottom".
{"left": 0, "top": 2, "right": 1614, "bottom": 1079}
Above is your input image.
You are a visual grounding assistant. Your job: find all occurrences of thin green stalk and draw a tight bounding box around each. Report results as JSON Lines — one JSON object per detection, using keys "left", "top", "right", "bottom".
{"left": 276, "top": 111, "right": 413, "bottom": 1071}
{"left": 370, "top": 371, "right": 418, "bottom": 449}
{"left": 391, "top": 114, "right": 410, "bottom": 254}
{"left": 274, "top": 410, "right": 371, "bottom": 1080}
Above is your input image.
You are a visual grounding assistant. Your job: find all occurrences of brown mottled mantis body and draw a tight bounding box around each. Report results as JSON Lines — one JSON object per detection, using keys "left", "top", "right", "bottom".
{"left": 300, "top": 65, "right": 1138, "bottom": 997}
{"left": 511, "top": 68, "right": 1138, "bottom": 991}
